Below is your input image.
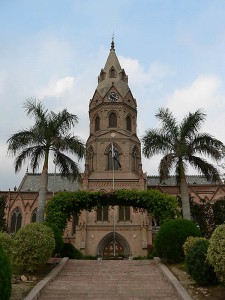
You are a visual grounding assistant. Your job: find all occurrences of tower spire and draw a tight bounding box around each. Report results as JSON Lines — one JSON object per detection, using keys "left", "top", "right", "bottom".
{"left": 111, "top": 32, "right": 115, "bottom": 50}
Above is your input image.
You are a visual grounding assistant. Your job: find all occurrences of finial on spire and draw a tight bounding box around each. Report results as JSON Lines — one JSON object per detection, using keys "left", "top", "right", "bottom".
{"left": 111, "top": 32, "right": 115, "bottom": 50}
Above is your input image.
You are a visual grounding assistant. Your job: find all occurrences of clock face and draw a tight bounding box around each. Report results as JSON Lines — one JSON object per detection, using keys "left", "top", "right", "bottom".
{"left": 108, "top": 92, "right": 119, "bottom": 102}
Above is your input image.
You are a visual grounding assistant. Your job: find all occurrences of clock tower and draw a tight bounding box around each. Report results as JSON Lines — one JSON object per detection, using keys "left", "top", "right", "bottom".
{"left": 83, "top": 40, "right": 146, "bottom": 191}
{"left": 78, "top": 41, "right": 150, "bottom": 258}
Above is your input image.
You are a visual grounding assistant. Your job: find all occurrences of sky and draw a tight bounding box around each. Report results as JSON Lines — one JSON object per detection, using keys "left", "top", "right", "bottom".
{"left": 1, "top": 0, "right": 225, "bottom": 190}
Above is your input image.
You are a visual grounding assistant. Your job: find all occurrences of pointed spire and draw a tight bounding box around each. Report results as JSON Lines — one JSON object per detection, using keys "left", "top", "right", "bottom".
{"left": 111, "top": 32, "right": 115, "bottom": 51}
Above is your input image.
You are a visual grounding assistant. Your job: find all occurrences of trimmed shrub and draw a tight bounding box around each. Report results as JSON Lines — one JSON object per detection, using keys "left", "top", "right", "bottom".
{"left": 154, "top": 219, "right": 201, "bottom": 262}
{"left": 0, "top": 243, "right": 12, "bottom": 300}
{"left": 14, "top": 223, "right": 55, "bottom": 273}
{"left": 207, "top": 224, "right": 225, "bottom": 284}
{"left": 60, "top": 243, "right": 83, "bottom": 259}
{"left": 82, "top": 255, "right": 97, "bottom": 260}
{"left": 44, "top": 222, "right": 64, "bottom": 256}
{"left": 183, "top": 236, "right": 207, "bottom": 257}
{"left": 0, "top": 231, "right": 15, "bottom": 263}
{"left": 185, "top": 239, "right": 217, "bottom": 285}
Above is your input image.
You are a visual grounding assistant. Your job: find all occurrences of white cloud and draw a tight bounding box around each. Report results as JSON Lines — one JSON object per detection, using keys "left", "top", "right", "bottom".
{"left": 37, "top": 77, "right": 75, "bottom": 98}
{"left": 119, "top": 56, "right": 171, "bottom": 87}
{"left": 166, "top": 74, "right": 223, "bottom": 120}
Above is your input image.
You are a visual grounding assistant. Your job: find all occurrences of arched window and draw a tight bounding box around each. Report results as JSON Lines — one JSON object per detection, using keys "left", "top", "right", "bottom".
{"left": 109, "top": 67, "right": 116, "bottom": 78}
{"left": 31, "top": 208, "right": 37, "bottom": 223}
{"left": 97, "top": 206, "right": 109, "bottom": 221}
{"left": 119, "top": 206, "right": 130, "bottom": 221}
{"left": 132, "top": 146, "right": 139, "bottom": 172}
{"left": 126, "top": 115, "right": 132, "bottom": 132}
{"left": 109, "top": 112, "right": 117, "bottom": 128}
{"left": 95, "top": 116, "right": 100, "bottom": 132}
{"left": 10, "top": 208, "right": 22, "bottom": 233}
{"left": 107, "top": 145, "right": 121, "bottom": 170}
{"left": 87, "top": 146, "right": 94, "bottom": 172}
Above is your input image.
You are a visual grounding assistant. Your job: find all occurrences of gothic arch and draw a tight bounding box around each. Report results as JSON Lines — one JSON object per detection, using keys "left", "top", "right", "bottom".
{"left": 87, "top": 146, "right": 95, "bottom": 172}
{"left": 108, "top": 112, "right": 117, "bottom": 128}
{"left": 31, "top": 208, "right": 37, "bottom": 222}
{"left": 109, "top": 66, "right": 117, "bottom": 78}
{"left": 125, "top": 114, "right": 132, "bottom": 132}
{"left": 10, "top": 207, "right": 22, "bottom": 233}
{"left": 105, "top": 143, "right": 122, "bottom": 170}
{"left": 131, "top": 145, "right": 140, "bottom": 172}
{"left": 94, "top": 115, "right": 100, "bottom": 132}
{"left": 97, "top": 232, "right": 131, "bottom": 257}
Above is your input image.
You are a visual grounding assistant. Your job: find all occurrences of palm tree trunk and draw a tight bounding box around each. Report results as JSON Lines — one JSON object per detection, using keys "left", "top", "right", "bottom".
{"left": 37, "top": 153, "right": 49, "bottom": 222}
{"left": 179, "top": 161, "right": 191, "bottom": 220}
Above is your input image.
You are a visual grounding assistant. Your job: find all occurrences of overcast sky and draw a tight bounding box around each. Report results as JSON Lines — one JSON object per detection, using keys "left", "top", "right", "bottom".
{"left": 1, "top": 0, "right": 225, "bottom": 190}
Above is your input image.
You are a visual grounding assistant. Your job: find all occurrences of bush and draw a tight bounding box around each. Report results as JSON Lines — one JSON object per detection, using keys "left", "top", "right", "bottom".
{"left": 60, "top": 243, "right": 83, "bottom": 259}
{"left": 0, "top": 243, "right": 12, "bottom": 300}
{"left": 44, "top": 222, "right": 64, "bottom": 256}
{"left": 82, "top": 255, "right": 97, "bottom": 260}
{"left": 183, "top": 236, "right": 207, "bottom": 257}
{"left": 0, "top": 231, "right": 15, "bottom": 263}
{"left": 154, "top": 219, "right": 201, "bottom": 262}
{"left": 14, "top": 223, "right": 55, "bottom": 273}
{"left": 185, "top": 239, "right": 217, "bottom": 285}
{"left": 207, "top": 224, "right": 225, "bottom": 284}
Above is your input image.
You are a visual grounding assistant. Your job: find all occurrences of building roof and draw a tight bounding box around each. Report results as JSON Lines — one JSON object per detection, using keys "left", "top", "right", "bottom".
{"left": 96, "top": 41, "right": 130, "bottom": 98}
{"left": 147, "top": 175, "right": 220, "bottom": 186}
{"left": 18, "top": 173, "right": 80, "bottom": 192}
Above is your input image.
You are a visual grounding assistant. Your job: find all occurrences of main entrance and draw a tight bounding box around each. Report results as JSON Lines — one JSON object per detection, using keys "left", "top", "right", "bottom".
{"left": 103, "top": 240, "right": 124, "bottom": 257}
{"left": 97, "top": 232, "right": 131, "bottom": 258}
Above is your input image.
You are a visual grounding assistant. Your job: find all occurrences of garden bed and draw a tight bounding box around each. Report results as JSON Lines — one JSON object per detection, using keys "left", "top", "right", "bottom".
{"left": 167, "top": 263, "right": 225, "bottom": 300}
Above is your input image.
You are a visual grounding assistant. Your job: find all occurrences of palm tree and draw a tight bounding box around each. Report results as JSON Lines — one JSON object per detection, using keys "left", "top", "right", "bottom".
{"left": 142, "top": 108, "right": 224, "bottom": 220}
{"left": 7, "top": 99, "right": 85, "bottom": 222}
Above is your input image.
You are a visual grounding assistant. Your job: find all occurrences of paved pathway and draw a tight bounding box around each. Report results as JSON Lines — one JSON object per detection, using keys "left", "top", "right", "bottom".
{"left": 38, "top": 259, "right": 181, "bottom": 300}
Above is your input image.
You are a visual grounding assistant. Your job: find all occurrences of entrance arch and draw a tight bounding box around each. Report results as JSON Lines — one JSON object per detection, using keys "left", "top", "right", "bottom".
{"left": 97, "top": 232, "right": 131, "bottom": 257}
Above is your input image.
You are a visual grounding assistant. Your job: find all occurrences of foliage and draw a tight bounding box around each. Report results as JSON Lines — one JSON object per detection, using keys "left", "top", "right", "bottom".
{"left": 0, "top": 195, "right": 7, "bottom": 231}
{"left": 82, "top": 255, "right": 97, "bottom": 260}
{"left": 182, "top": 236, "right": 207, "bottom": 257}
{"left": 185, "top": 239, "right": 217, "bottom": 285}
{"left": 142, "top": 108, "right": 224, "bottom": 220}
{"left": 60, "top": 243, "right": 83, "bottom": 259}
{"left": 207, "top": 224, "right": 225, "bottom": 284}
{"left": 213, "top": 198, "right": 225, "bottom": 225}
{"left": 190, "top": 197, "right": 215, "bottom": 237}
{"left": 45, "top": 189, "right": 179, "bottom": 232}
{"left": 154, "top": 219, "right": 201, "bottom": 262}
{"left": 0, "top": 231, "right": 15, "bottom": 263}
{"left": 0, "top": 243, "right": 12, "bottom": 300}
{"left": 7, "top": 99, "right": 85, "bottom": 222}
{"left": 14, "top": 223, "right": 55, "bottom": 273}
{"left": 44, "top": 222, "right": 64, "bottom": 256}
{"left": 133, "top": 256, "right": 148, "bottom": 260}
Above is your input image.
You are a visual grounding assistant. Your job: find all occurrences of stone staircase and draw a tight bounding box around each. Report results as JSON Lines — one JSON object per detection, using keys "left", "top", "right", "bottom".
{"left": 38, "top": 259, "right": 180, "bottom": 300}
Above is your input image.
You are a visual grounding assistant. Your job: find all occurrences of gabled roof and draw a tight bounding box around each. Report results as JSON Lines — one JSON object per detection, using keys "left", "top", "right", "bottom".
{"left": 96, "top": 42, "right": 130, "bottom": 98}
{"left": 18, "top": 173, "right": 80, "bottom": 192}
{"left": 147, "top": 175, "right": 220, "bottom": 186}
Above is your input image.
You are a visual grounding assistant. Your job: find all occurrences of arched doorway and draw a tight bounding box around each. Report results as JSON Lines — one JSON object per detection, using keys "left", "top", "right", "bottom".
{"left": 97, "top": 232, "right": 131, "bottom": 258}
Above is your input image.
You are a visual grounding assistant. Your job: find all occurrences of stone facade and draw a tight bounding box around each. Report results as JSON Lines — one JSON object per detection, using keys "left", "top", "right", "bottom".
{"left": 77, "top": 40, "right": 149, "bottom": 257}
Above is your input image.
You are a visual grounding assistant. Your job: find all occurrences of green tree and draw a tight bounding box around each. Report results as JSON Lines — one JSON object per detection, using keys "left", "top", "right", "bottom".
{"left": 142, "top": 108, "right": 224, "bottom": 220}
{"left": 7, "top": 99, "right": 85, "bottom": 222}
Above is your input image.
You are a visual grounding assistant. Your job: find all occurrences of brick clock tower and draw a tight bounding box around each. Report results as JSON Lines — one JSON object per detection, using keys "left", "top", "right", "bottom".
{"left": 77, "top": 41, "right": 150, "bottom": 258}
{"left": 83, "top": 40, "right": 146, "bottom": 191}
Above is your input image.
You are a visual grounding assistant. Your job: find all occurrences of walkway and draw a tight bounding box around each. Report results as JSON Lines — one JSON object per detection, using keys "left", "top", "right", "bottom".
{"left": 37, "top": 259, "right": 186, "bottom": 300}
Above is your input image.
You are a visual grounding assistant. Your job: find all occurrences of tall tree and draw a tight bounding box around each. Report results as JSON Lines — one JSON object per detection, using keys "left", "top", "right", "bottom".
{"left": 142, "top": 108, "right": 224, "bottom": 220}
{"left": 7, "top": 99, "right": 85, "bottom": 222}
